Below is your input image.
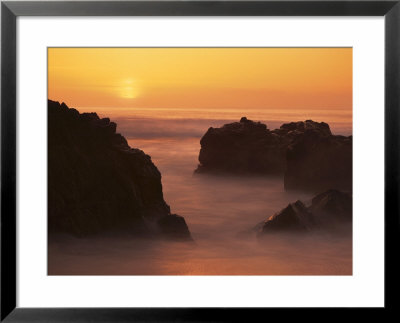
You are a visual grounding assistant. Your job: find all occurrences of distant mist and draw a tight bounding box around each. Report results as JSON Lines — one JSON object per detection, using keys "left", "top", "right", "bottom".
{"left": 112, "top": 117, "right": 352, "bottom": 140}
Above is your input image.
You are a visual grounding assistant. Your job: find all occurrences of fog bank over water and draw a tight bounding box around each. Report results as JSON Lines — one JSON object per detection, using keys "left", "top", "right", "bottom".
{"left": 48, "top": 113, "right": 352, "bottom": 275}
{"left": 78, "top": 106, "right": 353, "bottom": 137}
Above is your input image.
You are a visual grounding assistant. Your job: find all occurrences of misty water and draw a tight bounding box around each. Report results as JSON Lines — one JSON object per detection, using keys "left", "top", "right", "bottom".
{"left": 48, "top": 116, "right": 352, "bottom": 275}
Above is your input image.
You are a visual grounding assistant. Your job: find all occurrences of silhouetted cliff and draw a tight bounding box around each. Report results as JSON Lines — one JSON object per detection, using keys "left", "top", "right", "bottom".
{"left": 48, "top": 100, "right": 191, "bottom": 240}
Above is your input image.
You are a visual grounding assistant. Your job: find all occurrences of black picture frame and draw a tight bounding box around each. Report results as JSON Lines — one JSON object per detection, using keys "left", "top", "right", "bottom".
{"left": 1, "top": 0, "right": 399, "bottom": 321}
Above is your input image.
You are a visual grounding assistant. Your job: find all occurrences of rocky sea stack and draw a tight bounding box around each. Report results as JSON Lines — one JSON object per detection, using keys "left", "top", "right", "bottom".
{"left": 196, "top": 117, "right": 288, "bottom": 174}
{"left": 196, "top": 118, "right": 352, "bottom": 192}
{"left": 48, "top": 100, "right": 191, "bottom": 240}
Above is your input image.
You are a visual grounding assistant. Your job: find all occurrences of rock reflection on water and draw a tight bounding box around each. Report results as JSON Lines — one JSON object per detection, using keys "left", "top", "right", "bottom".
{"left": 49, "top": 135, "right": 352, "bottom": 275}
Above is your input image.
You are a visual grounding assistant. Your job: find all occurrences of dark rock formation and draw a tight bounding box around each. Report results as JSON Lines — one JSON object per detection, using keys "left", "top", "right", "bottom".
{"left": 195, "top": 118, "right": 352, "bottom": 192}
{"left": 48, "top": 100, "right": 191, "bottom": 240}
{"left": 260, "top": 201, "right": 315, "bottom": 234}
{"left": 256, "top": 189, "right": 352, "bottom": 235}
{"left": 284, "top": 129, "right": 352, "bottom": 192}
{"left": 276, "top": 120, "right": 332, "bottom": 137}
{"left": 196, "top": 117, "right": 293, "bottom": 174}
{"left": 310, "top": 189, "right": 352, "bottom": 222}
{"left": 157, "top": 214, "right": 192, "bottom": 240}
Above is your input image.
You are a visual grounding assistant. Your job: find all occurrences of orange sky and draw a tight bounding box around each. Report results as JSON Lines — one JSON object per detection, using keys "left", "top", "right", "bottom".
{"left": 48, "top": 48, "right": 352, "bottom": 112}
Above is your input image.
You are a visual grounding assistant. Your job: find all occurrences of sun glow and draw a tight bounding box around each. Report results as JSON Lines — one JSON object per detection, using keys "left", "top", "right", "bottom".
{"left": 119, "top": 86, "right": 138, "bottom": 99}
{"left": 118, "top": 79, "right": 139, "bottom": 99}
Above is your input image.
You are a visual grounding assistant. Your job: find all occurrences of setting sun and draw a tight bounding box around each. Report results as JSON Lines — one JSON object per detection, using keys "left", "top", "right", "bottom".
{"left": 119, "top": 79, "right": 140, "bottom": 99}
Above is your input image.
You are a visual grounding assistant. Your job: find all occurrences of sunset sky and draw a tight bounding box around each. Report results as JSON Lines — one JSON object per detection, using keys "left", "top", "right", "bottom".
{"left": 48, "top": 48, "right": 352, "bottom": 113}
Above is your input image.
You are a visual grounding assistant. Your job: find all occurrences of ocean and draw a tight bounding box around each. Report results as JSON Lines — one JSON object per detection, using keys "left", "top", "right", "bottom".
{"left": 48, "top": 108, "right": 352, "bottom": 275}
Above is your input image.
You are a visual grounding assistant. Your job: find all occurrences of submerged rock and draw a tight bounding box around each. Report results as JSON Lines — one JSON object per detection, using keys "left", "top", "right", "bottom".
{"left": 260, "top": 200, "right": 315, "bottom": 234}
{"left": 256, "top": 189, "right": 352, "bottom": 235}
{"left": 310, "top": 189, "right": 352, "bottom": 222}
{"left": 48, "top": 100, "right": 191, "bottom": 240}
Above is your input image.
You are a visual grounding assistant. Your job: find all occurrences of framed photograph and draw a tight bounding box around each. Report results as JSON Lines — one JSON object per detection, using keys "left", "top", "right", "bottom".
{"left": 1, "top": 0, "right": 399, "bottom": 320}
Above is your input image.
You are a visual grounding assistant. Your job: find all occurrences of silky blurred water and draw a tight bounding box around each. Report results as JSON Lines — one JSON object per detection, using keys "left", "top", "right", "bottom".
{"left": 48, "top": 117, "right": 352, "bottom": 275}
